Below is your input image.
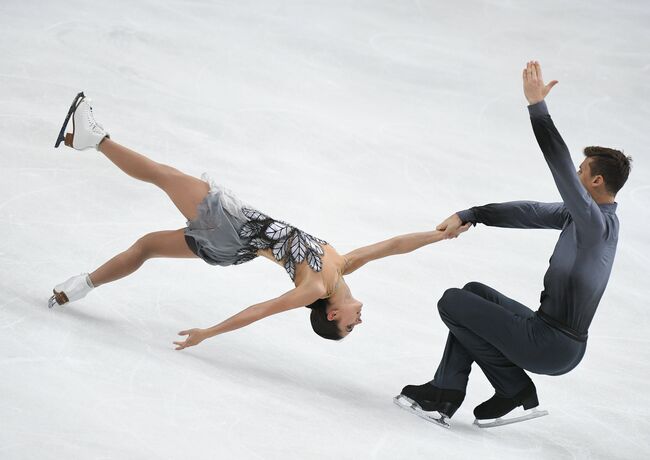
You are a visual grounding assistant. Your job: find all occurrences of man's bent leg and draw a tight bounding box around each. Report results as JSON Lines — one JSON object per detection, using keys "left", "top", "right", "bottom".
{"left": 433, "top": 286, "right": 534, "bottom": 397}
{"left": 462, "top": 281, "right": 536, "bottom": 319}
{"left": 432, "top": 332, "right": 474, "bottom": 391}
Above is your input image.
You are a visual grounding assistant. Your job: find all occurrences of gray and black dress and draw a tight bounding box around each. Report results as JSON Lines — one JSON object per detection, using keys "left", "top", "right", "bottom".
{"left": 184, "top": 174, "right": 327, "bottom": 281}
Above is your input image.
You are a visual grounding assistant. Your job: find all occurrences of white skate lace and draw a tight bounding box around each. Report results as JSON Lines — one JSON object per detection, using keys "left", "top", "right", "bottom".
{"left": 84, "top": 104, "right": 105, "bottom": 135}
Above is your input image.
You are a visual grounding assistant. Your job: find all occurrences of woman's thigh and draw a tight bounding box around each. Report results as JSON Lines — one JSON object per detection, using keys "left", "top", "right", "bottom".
{"left": 139, "top": 228, "right": 198, "bottom": 259}
{"left": 156, "top": 169, "right": 210, "bottom": 222}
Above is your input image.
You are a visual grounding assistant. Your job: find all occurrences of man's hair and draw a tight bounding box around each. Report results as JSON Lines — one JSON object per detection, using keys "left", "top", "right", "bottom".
{"left": 306, "top": 298, "right": 343, "bottom": 341}
{"left": 583, "top": 146, "right": 632, "bottom": 195}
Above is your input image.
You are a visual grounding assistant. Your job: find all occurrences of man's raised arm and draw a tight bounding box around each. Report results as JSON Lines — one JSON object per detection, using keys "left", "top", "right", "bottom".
{"left": 523, "top": 61, "right": 604, "bottom": 237}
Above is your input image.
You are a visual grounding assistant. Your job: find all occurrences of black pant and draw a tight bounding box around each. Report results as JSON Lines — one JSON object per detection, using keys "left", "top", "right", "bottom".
{"left": 432, "top": 282, "right": 586, "bottom": 398}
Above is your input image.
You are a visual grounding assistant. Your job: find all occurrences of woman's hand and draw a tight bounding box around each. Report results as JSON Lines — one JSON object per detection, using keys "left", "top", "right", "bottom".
{"left": 174, "top": 328, "right": 207, "bottom": 350}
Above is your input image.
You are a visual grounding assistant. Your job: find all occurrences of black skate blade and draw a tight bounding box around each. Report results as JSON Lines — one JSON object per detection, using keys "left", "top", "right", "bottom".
{"left": 473, "top": 407, "right": 549, "bottom": 428}
{"left": 393, "top": 395, "right": 451, "bottom": 429}
{"left": 54, "top": 91, "right": 85, "bottom": 148}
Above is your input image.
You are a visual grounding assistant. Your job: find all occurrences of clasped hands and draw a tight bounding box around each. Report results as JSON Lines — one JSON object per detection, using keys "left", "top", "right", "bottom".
{"left": 437, "top": 213, "right": 472, "bottom": 240}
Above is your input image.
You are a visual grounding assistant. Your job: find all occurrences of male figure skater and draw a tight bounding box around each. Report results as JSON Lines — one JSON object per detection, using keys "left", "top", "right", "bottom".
{"left": 394, "top": 61, "right": 632, "bottom": 428}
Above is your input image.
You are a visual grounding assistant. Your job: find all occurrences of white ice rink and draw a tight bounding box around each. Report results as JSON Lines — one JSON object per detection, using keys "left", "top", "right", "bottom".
{"left": 1, "top": 0, "right": 649, "bottom": 458}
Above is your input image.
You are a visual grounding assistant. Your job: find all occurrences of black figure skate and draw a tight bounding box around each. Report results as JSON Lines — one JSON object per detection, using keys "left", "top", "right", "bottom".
{"left": 473, "top": 382, "right": 548, "bottom": 428}
{"left": 394, "top": 383, "right": 465, "bottom": 429}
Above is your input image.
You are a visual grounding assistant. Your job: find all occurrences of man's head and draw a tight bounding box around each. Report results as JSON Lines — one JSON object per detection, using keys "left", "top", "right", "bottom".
{"left": 578, "top": 146, "right": 632, "bottom": 199}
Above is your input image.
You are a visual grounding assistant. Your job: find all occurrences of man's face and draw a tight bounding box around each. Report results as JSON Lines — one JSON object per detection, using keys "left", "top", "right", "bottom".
{"left": 577, "top": 158, "right": 594, "bottom": 192}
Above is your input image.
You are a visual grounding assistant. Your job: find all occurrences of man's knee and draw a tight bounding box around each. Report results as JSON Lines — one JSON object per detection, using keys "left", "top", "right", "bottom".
{"left": 462, "top": 281, "right": 487, "bottom": 295}
{"left": 437, "top": 287, "right": 464, "bottom": 315}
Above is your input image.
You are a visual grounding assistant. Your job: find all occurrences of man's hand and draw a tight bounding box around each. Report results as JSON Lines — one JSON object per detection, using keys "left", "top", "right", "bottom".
{"left": 523, "top": 60, "right": 558, "bottom": 105}
{"left": 174, "top": 328, "right": 207, "bottom": 350}
{"left": 436, "top": 213, "right": 472, "bottom": 239}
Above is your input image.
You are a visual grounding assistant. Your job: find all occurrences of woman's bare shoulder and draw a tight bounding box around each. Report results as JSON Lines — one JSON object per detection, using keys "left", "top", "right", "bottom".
{"left": 294, "top": 275, "right": 328, "bottom": 298}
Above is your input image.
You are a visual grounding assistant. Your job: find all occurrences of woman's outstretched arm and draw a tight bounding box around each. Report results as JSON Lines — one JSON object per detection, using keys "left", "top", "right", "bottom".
{"left": 343, "top": 227, "right": 469, "bottom": 275}
{"left": 173, "top": 284, "right": 325, "bottom": 350}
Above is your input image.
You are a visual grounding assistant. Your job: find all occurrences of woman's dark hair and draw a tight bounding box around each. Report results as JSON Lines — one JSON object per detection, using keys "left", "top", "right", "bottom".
{"left": 583, "top": 146, "right": 632, "bottom": 195}
{"left": 306, "top": 298, "right": 343, "bottom": 341}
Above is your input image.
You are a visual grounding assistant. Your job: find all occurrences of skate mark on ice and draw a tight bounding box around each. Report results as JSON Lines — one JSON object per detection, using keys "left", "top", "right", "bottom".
{"left": 0, "top": 179, "right": 92, "bottom": 213}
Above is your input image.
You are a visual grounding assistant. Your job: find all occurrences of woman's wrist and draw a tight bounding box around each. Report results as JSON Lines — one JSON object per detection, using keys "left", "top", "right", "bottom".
{"left": 203, "top": 327, "right": 218, "bottom": 339}
{"left": 430, "top": 230, "right": 446, "bottom": 242}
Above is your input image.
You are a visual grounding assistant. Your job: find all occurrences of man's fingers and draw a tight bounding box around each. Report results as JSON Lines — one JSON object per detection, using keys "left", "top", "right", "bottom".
{"left": 532, "top": 61, "right": 540, "bottom": 81}
{"left": 534, "top": 61, "right": 542, "bottom": 81}
{"left": 436, "top": 223, "right": 446, "bottom": 231}
{"left": 546, "top": 80, "right": 559, "bottom": 92}
{"left": 178, "top": 330, "right": 189, "bottom": 336}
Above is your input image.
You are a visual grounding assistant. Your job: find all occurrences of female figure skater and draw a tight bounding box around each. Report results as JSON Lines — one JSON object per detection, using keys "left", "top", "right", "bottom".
{"left": 50, "top": 93, "right": 469, "bottom": 349}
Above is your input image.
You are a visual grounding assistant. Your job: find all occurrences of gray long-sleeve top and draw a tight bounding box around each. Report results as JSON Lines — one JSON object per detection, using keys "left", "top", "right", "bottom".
{"left": 457, "top": 101, "right": 619, "bottom": 335}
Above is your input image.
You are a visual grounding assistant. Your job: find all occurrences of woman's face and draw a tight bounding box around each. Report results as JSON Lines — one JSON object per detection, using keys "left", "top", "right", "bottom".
{"left": 327, "top": 284, "right": 363, "bottom": 337}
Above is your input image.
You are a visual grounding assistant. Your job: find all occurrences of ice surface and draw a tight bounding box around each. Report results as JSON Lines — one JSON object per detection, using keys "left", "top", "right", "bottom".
{"left": 1, "top": 0, "right": 649, "bottom": 458}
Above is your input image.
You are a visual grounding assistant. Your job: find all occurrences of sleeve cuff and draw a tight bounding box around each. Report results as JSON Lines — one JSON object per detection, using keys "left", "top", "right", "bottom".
{"left": 527, "top": 100, "right": 549, "bottom": 118}
{"left": 457, "top": 209, "right": 477, "bottom": 225}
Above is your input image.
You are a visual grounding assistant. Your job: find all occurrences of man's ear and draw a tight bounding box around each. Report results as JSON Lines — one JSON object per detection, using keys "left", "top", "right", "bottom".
{"left": 592, "top": 175, "right": 605, "bottom": 187}
{"left": 327, "top": 309, "right": 338, "bottom": 321}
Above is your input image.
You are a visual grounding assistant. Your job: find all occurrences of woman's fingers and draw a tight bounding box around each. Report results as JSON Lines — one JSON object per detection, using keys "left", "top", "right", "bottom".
{"left": 178, "top": 330, "right": 189, "bottom": 336}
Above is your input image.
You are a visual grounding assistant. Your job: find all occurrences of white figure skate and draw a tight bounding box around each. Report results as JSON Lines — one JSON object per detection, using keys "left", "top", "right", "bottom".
{"left": 48, "top": 274, "right": 94, "bottom": 308}
{"left": 54, "top": 92, "right": 109, "bottom": 150}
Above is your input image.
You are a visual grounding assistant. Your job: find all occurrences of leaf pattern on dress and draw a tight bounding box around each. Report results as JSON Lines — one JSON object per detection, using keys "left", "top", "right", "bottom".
{"left": 265, "top": 221, "right": 293, "bottom": 241}
{"left": 242, "top": 208, "right": 269, "bottom": 222}
{"left": 291, "top": 233, "right": 309, "bottom": 264}
{"left": 250, "top": 237, "right": 269, "bottom": 250}
{"left": 272, "top": 237, "right": 291, "bottom": 261}
{"left": 236, "top": 206, "right": 328, "bottom": 281}
{"left": 304, "top": 234, "right": 325, "bottom": 255}
{"left": 284, "top": 258, "right": 295, "bottom": 281}
{"left": 306, "top": 251, "right": 323, "bottom": 272}
{"left": 240, "top": 221, "right": 265, "bottom": 238}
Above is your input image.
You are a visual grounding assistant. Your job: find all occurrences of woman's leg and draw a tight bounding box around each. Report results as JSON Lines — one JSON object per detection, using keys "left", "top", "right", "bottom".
{"left": 98, "top": 138, "right": 210, "bottom": 221}
{"left": 89, "top": 228, "right": 197, "bottom": 287}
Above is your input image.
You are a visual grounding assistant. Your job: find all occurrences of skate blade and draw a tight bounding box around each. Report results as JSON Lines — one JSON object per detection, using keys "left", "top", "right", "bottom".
{"left": 393, "top": 395, "right": 451, "bottom": 429}
{"left": 54, "top": 91, "right": 85, "bottom": 148}
{"left": 473, "top": 407, "right": 549, "bottom": 428}
{"left": 48, "top": 295, "right": 57, "bottom": 309}
{"left": 48, "top": 289, "right": 68, "bottom": 308}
